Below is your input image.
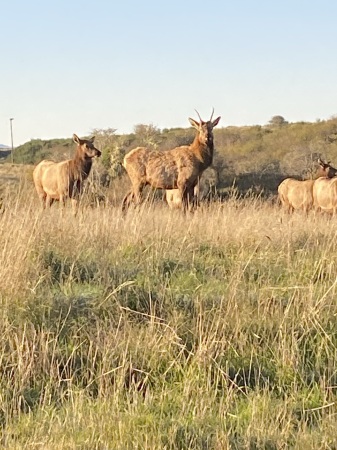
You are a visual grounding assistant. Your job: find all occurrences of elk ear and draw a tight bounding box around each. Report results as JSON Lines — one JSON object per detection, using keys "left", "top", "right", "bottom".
{"left": 189, "top": 118, "right": 200, "bottom": 129}
{"left": 317, "top": 158, "right": 324, "bottom": 168}
{"left": 211, "top": 116, "right": 221, "bottom": 128}
{"left": 89, "top": 136, "right": 95, "bottom": 143}
{"left": 73, "top": 134, "right": 81, "bottom": 145}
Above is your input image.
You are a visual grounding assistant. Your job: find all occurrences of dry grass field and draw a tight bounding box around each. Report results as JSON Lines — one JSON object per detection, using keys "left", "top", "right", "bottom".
{"left": 1, "top": 165, "right": 337, "bottom": 449}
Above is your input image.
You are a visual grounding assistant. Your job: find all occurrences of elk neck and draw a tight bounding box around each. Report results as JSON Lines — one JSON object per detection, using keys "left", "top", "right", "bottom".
{"left": 71, "top": 148, "right": 93, "bottom": 179}
{"left": 191, "top": 133, "right": 214, "bottom": 167}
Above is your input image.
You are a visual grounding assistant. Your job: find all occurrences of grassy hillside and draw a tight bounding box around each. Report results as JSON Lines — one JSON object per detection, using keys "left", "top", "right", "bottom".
{"left": 1, "top": 185, "right": 337, "bottom": 448}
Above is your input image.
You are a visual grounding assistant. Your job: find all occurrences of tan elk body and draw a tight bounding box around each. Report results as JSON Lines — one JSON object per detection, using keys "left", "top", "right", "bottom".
{"left": 278, "top": 179, "right": 315, "bottom": 213}
{"left": 122, "top": 111, "right": 221, "bottom": 211}
{"left": 278, "top": 159, "right": 337, "bottom": 213}
{"left": 33, "top": 134, "right": 101, "bottom": 212}
{"left": 313, "top": 178, "right": 337, "bottom": 214}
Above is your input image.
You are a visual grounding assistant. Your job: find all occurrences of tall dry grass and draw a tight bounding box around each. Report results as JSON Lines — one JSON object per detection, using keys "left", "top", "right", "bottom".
{"left": 1, "top": 183, "right": 337, "bottom": 449}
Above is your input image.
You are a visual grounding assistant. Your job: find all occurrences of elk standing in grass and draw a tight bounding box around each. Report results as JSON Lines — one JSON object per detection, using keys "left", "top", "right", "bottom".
{"left": 122, "top": 110, "right": 221, "bottom": 212}
{"left": 33, "top": 134, "right": 101, "bottom": 213}
{"left": 313, "top": 159, "right": 337, "bottom": 214}
{"left": 278, "top": 158, "right": 337, "bottom": 213}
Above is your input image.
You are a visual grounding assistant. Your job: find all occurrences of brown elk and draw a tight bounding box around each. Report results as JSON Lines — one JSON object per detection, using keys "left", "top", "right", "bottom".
{"left": 165, "top": 165, "right": 219, "bottom": 209}
{"left": 313, "top": 159, "right": 337, "bottom": 214}
{"left": 278, "top": 159, "right": 337, "bottom": 213}
{"left": 33, "top": 134, "right": 101, "bottom": 212}
{"left": 122, "top": 110, "right": 221, "bottom": 212}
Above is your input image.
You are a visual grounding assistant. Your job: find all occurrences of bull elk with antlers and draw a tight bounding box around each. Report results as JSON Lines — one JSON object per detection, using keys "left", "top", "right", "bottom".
{"left": 122, "top": 110, "right": 221, "bottom": 212}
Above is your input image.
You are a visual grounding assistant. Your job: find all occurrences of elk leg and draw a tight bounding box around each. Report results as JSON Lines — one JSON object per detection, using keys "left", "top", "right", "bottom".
{"left": 59, "top": 194, "right": 66, "bottom": 210}
{"left": 187, "top": 186, "right": 196, "bottom": 211}
{"left": 133, "top": 183, "right": 145, "bottom": 205}
{"left": 180, "top": 185, "right": 194, "bottom": 213}
{"left": 72, "top": 181, "right": 82, "bottom": 213}
{"left": 45, "top": 195, "right": 54, "bottom": 208}
{"left": 71, "top": 198, "right": 79, "bottom": 216}
{"left": 179, "top": 184, "right": 188, "bottom": 213}
{"left": 193, "top": 183, "right": 200, "bottom": 208}
{"left": 122, "top": 191, "right": 134, "bottom": 212}
{"left": 122, "top": 183, "right": 145, "bottom": 212}
{"left": 40, "top": 193, "right": 47, "bottom": 209}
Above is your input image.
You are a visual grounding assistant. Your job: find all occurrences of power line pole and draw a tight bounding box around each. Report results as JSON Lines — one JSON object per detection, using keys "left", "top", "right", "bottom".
{"left": 9, "top": 118, "right": 14, "bottom": 163}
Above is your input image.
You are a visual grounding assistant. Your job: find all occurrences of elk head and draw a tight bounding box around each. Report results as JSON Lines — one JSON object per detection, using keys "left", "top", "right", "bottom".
{"left": 318, "top": 158, "right": 337, "bottom": 178}
{"left": 189, "top": 109, "right": 221, "bottom": 147}
{"left": 73, "top": 134, "right": 102, "bottom": 159}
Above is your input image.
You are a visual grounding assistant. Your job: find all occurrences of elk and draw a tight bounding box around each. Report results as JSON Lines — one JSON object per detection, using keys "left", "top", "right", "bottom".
{"left": 33, "top": 134, "right": 101, "bottom": 213}
{"left": 278, "top": 158, "right": 337, "bottom": 213}
{"left": 278, "top": 178, "right": 315, "bottom": 213}
{"left": 313, "top": 159, "right": 337, "bottom": 214}
{"left": 122, "top": 110, "right": 221, "bottom": 212}
{"left": 165, "top": 165, "right": 219, "bottom": 209}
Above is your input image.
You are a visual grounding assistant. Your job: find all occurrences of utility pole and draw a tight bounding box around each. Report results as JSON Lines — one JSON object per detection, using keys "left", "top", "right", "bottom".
{"left": 9, "top": 118, "right": 14, "bottom": 163}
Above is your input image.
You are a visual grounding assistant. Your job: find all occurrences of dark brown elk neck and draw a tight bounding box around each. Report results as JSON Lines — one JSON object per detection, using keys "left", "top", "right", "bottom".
{"left": 71, "top": 149, "right": 93, "bottom": 179}
{"left": 190, "top": 134, "right": 214, "bottom": 167}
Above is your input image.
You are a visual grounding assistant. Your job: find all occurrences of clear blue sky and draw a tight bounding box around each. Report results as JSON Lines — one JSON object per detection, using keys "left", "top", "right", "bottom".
{"left": 2, "top": 0, "right": 337, "bottom": 146}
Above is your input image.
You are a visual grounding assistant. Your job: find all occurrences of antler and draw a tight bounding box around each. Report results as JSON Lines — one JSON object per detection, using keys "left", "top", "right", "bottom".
{"left": 194, "top": 109, "right": 203, "bottom": 124}
{"left": 210, "top": 107, "right": 214, "bottom": 122}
